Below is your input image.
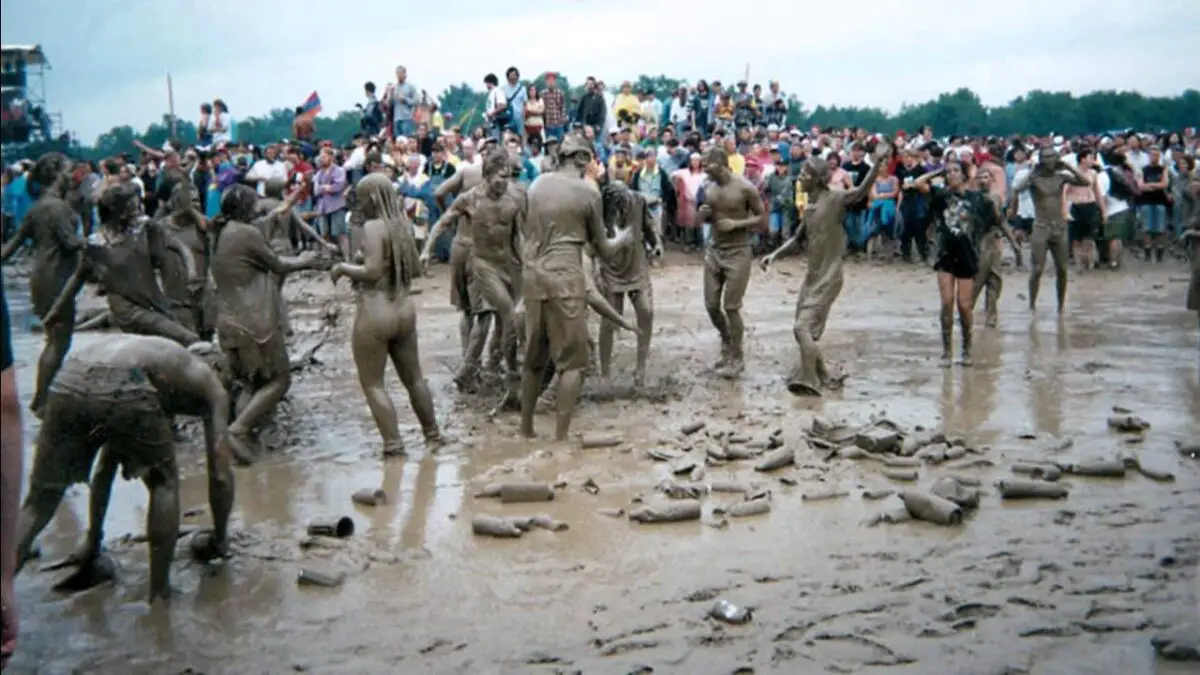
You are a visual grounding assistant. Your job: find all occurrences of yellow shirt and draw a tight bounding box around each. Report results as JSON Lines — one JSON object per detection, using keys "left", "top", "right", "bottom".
{"left": 613, "top": 93, "right": 640, "bottom": 123}
{"left": 446, "top": 153, "right": 461, "bottom": 168}
{"left": 728, "top": 153, "right": 746, "bottom": 177}
{"left": 794, "top": 179, "right": 809, "bottom": 212}
{"left": 431, "top": 111, "right": 445, "bottom": 131}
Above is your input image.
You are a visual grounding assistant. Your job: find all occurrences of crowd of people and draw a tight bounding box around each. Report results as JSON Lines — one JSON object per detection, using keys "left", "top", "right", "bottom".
{"left": 1, "top": 63, "right": 1198, "bottom": 669}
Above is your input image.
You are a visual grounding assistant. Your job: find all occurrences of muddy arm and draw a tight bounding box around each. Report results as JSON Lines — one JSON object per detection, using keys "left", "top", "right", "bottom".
{"left": 763, "top": 218, "right": 807, "bottom": 266}
{"left": 716, "top": 182, "right": 766, "bottom": 233}
{"left": 915, "top": 167, "right": 947, "bottom": 194}
{"left": 333, "top": 221, "right": 385, "bottom": 284}
{"left": 42, "top": 252, "right": 89, "bottom": 327}
{"left": 186, "top": 357, "right": 233, "bottom": 551}
{"left": 1010, "top": 170, "right": 1033, "bottom": 195}
{"left": 422, "top": 195, "right": 466, "bottom": 261}
{"left": 842, "top": 157, "right": 886, "bottom": 207}
{"left": 0, "top": 217, "right": 35, "bottom": 262}
{"left": 247, "top": 229, "right": 323, "bottom": 277}
{"left": 289, "top": 211, "right": 336, "bottom": 254}
{"left": 151, "top": 224, "right": 197, "bottom": 281}
{"left": 587, "top": 189, "right": 631, "bottom": 262}
{"left": 434, "top": 170, "right": 464, "bottom": 212}
{"left": 510, "top": 191, "right": 527, "bottom": 264}
{"left": 583, "top": 257, "right": 639, "bottom": 334}
{"left": 1058, "top": 161, "right": 1092, "bottom": 188}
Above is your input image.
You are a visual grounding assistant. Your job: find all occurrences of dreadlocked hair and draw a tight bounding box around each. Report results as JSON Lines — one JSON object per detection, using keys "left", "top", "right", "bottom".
{"left": 601, "top": 180, "right": 633, "bottom": 238}
{"left": 356, "top": 173, "right": 420, "bottom": 296}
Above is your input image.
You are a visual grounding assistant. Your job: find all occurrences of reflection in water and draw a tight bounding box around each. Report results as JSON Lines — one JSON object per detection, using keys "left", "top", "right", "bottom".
{"left": 398, "top": 455, "right": 438, "bottom": 551}
{"left": 1027, "top": 322, "right": 1065, "bottom": 436}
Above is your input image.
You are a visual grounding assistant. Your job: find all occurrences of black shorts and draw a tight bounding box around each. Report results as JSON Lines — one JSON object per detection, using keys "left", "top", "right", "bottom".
{"left": 1069, "top": 203, "right": 1102, "bottom": 242}
{"left": 933, "top": 234, "right": 979, "bottom": 280}
{"left": 1012, "top": 217, "right": 1033, "bottom": 234}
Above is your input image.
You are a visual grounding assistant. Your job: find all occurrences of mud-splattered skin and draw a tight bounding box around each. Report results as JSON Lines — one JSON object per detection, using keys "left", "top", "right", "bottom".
{"left": 331, "top": 174, "right": 440, "bottom": 455}
{"left": 970, "top": 170, "right": 1019, "bottom": 329}
{"left": 14, "top": 334, "right": 233, "bottom": 602}
{"left": 697, "top": 147, "right": 764, "bottom": 377}
{"left": 158, "top": 181, "right": 216, "bottom": 340}
{"left": 762, "top": 143, "right": 889, "bottom": 395}
{"left": 519, "top": 134, "right": 632, "bottom": 440}
{"left": 255, "top": 180, "right": 332, "bottom": 336}
{"left": 209, "top": 184, "right": 328, "bottom": 463}
{"left": 428, "top": 162, "right": 490, "bottom": 357}
{"left": 0, "top": 153, "right": 83, "bottom": 416}
{"left": 596, "top": 180, "right": 661, "bottom": 387}
{"left": 1012, "top": 147, "right": 1091, "bottom": 313}
{"left": 444, "top": 150, "right": 526, "bottom": 388}
{"left": 92, "top": 184, "right": 200, "bottom": 347}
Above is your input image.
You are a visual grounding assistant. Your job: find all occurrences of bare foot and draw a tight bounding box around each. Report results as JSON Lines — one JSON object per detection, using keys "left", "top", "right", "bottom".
{"left": 939, "top": 353, "right": 953, "bottom": 369}
{"left": 960, "top": 353, "right": 974, "bottom": 367}
{"left": 52, "top": 553, "right": 117, "bottom": 593}
{"left": 382, "top": 441, "right": 408, "bottom": 458}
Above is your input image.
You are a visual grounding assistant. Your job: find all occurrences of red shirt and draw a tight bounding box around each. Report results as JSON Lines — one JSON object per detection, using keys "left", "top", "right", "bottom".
{"left": 288, "top": 160, "right": 314, "bottom": 201}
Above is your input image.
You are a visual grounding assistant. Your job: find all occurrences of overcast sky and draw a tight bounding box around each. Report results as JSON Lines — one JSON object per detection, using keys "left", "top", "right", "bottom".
{"left": 2, "top": 0, "right": 1196, "bottom": 144}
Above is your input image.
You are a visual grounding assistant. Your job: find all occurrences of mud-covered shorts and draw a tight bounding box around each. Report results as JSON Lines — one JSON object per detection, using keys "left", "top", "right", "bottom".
{"left": 449, "top": 237, "right": 477, "bottom": 313}
{"left": 523, "top": 295, "right": 590, "bottom": 373}
{"left": 470, "top": 256, "right": 516, "bottom": 314}
{"left": 218, "top": 321, "right": 290, "bottom": 388}
{"left": 34, "top": 360, "right": 176, "bottom": 489}
{"left": 703, "top": 244, "right": 753, "bottom": 311}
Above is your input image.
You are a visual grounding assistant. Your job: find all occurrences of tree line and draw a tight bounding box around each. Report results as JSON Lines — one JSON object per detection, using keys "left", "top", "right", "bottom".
{"left": 17, "top": 75, "right": 1200, "bottom": 163}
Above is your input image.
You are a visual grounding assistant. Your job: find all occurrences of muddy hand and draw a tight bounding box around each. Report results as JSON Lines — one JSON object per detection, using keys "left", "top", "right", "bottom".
{"left": 759, "top": 255, "right": 773, "bottom": 273}
{"left": 330, "top": 263, "right": 345, "bottom": 284}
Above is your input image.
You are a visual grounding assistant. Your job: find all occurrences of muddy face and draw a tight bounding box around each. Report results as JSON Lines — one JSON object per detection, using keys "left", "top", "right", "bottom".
{"left": 1037, "top": 147, "right": 1058, "bottom": 171}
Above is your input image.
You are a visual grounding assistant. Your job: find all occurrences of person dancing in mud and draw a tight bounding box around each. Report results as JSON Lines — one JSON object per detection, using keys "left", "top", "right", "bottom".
{"left": 697, "top": 145, "right": 764, "bottom": 378}
{"left": 520, "top": 133, "right": 632, "bottom": 440}
{"left": 331, "top": 174, "right": 442, "bottom": 456}
{"left": 595, "top": 179, "right": 662, "bottom": 388}
{"left": 761, "top": 141, "right": 890, "bottom": 395}
{"left": 1011, "top": 146, "right": 1092, "bottom": 314}
{"left": 209, "top": 184, "right": 329, "bottom": 464}
{"left": 969, "top": 169, "right": 1020, "bottom": 329}
{"left": 13, "top": 335, "right": 235, "bottom": 603}
{"left": 0, "top": 153, "right": 83, "bottom": 418}
{"left": 915, "top": 159, "right": 1001, "bottom": 366}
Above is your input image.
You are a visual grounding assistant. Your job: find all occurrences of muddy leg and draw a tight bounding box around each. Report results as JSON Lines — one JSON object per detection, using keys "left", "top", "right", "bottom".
{"left": 702, "top": 259, "right": 731, "bottom": 367}
{"left": 632, "top": 289, "right": 653, "bottom": 388}
{"left": 143, "top": 467, "right": 180, "bottom": 603}
{"left": 458, "top": 312, "right": 472, "bottom": 357}
{"left": 15, "top": 483, "right": 68, "bottom": 573}
{"left": 519, "top": 304, "right": 548, "bottom": 438}
{"left": 986, "top": 267, "right": 1002, "bottom": 327}
{"left": 1050, "top": 229, "right": 1069, "bottom": 314}
{"left": 1028, "top": 223, "right": 1049, "bottom": 312}
{"left": 32, "top": 307, "right": 75, "bottom": 417}
{"left": 352, "top": 320, "right": 405, "bottom": 455}
{"left": 81, "top": 447, "right": 119, "bottom": 559}
{"left": 937, "top": 272, "right": 955, "bottom": 366}
{"left": 389, "top": 327, "right": 441, "bottom": 444}
{"left": 205, "top": 429, "right": 234, "bottom": 549}
{"left": 720, "top": 256, "right": 752, "bottom": 376}
{"left": 227, "top": 369, "right": 290, "bottom": 442}
{"left": 598, "top": 292, "right": 624, "bottom": 379}
{"left": 957, "top": 278, "right": 974, "bottom": 366}
{"left": 457, "top": 313, "right": 493, "bottom": 388}
{"left": 555, "top": 368, "right": 583, "bottom": 441}
{"left": 789, "top": 305, "right": 823, "bottom": 396}
{"left": 276, "top": 276, "right": 291, "bottom": 337}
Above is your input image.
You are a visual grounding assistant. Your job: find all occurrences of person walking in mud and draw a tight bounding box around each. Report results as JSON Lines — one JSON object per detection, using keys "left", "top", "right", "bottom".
{"left": 1011, "top": 146, "right": 1092, "bottom": 314}
{"left": 209, "top": 184, "right": 330, "bottom": 464}
{"left": 761, "top": 141, "right": 890, "bottom": 396}
{"left": 916, "top": 159, "right": 1000, "bottom": 366}
{"left": 425, "top": 149, "right": 525, "bottom": 391}
{"left": 519, "top": 133, "right": 632, "bottom": 441}
{"left": 332, "top": 174, "right": 442, "bottom": 456}
{"left": 48, "top": 183, "right": 202, "bottom": 348}
{"left": 697, "top": 145, "right": 765, "bottom": 378}
{"left": 595, "top": 179, "right": 662, "bottom": 388}
{"left": 13, "top": 335, "right": 236, "bottom": 603}
{"left": 0, "top": 153, "right": 83, "bottom": 418}
{"left": 970, "top": 169, "right": 1021, "bottom": 329}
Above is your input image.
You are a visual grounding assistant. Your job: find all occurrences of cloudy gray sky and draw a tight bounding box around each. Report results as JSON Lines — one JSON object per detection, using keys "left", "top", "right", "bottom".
{"left": 2, "top": 0, "right": 1197, "bottom": 144}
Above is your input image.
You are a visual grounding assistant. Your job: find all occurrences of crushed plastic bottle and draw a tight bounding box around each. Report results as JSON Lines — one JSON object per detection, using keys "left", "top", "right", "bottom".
{"left": 709, "top": 599, "right": 753, "bottom": 624}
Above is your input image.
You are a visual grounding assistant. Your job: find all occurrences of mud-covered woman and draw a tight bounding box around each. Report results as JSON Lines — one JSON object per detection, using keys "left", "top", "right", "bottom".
{"left": 331, "top": 174, "right": 441, "bottom": 456}
{"left": 209, "top": 184, "right": 329, "bottom": 463}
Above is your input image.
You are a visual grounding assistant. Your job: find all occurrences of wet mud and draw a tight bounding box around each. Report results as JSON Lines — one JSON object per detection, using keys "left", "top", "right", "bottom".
{"left": 5, "top": 253, "right": 1200, "bottom": 674}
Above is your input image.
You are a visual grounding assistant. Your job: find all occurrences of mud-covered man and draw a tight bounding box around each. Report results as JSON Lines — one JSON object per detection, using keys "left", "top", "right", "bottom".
{"left": 157, "top": 180, "right": 216, "bottom": 341}
{"left": 210, "top": 185, "right": 329, "bottom": 463}
{"left": 596, "top": 179, "right": 662, "bottom": 388}
{"left": 1011, "top": 146, "right": 1092, "bottom": 314}
{"left": 970, "top": 169, "right": 1020, "bottom": 329}
{"left": 426, "top": 148, "right": 525, "bottom": 389}
{"left": 13, "top": 335, "right": 235, "bottom": 603}
{"left": 520, "top": 133, "right": 632, "bottom": 440}
{"left": 761, "top": 142, "right": 890, "bottom": 395}
{"left": 0, "top": 153, "right": 83, "bottom": 417}
{"left": 697, "top": 145, "right": 765, "bottom": 378}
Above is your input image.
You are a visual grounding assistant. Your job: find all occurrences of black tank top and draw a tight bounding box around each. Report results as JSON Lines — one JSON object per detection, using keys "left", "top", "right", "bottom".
{"left": 1140, "top": 165, "right": 1168, "bottom": 206}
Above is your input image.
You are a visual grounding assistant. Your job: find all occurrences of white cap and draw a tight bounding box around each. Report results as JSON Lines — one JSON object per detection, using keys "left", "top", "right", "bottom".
{"left": 766, "top": 123, "right": 779, "bottom": 132}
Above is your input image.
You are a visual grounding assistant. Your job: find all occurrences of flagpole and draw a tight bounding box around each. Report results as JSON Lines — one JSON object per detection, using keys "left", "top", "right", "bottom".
{"left": 167, "top": 73, "right": 177, "bottom": 141}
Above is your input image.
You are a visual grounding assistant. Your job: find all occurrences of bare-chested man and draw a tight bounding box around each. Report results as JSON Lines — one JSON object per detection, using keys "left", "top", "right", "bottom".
{"left": 970, "top": 169, "right": 1020, "bottom": 328}
{"left": 332, "top": 174, "right": 441, "bottom": 455}
{"left": 520, "top": 133, "right": 632, "bottom": 440}
{"left": 1011, "top": 146, "right": 1092, "bottom": 314}
{"left": 761, "top": 142, "right": 890, "bottom": 395}
{"left": 209, "top": 185, "right": 329, "bottom": 463}
{"left": 423, "top": 149, "right": 524, "bottom": 389}
{"left": 0, "top": 153, "right": 82, "bottom": 417}
{"left": 157, "top": 180, "right": 216, "bottom": 341}
{"left": 14, "top": 335, "right": 235, "bottom": 602}
{"left": 697, "top": 146, "right": 765, "bottom": 378}
{"left": 61, "top": 183, "right": 201, "bottom": 347}
{"left": 596, "top": 180, "right": 662, "bottom": 387}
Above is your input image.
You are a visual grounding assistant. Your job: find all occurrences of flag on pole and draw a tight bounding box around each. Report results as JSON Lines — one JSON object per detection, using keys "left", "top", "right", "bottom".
{"left": 298, "top": 91, "right": 322, "bottom": 119}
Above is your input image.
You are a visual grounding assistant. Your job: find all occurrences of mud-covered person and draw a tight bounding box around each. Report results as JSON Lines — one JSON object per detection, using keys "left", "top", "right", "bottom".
{"left": 13, "top": 335, "right": 235, "bottom": 603}
{"left": 1183, "top": 173, "right": 1200, "bottom": 331}
{"left": 156, "top": 179, "right": 216, "bottom": 341}
{"left": 696, "top": 145, "right": 765, "bottom": 378}
{"left": 0, "top": 152, "right": 82, "bottom": 417}
{"left": 1, "top": 271, "right": 23, "bottom": 666}
{"left": 519, "top": 133, "right": 632, "bottom": 440}
{"left": 209, "top": 184, "right": 330, "bottom": 463}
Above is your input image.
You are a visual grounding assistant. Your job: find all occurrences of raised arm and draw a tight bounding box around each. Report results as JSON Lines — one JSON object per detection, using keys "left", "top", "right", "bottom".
{"left": 421, "top": 191, "right": 468, "bottom": 263}
{"left": 641, "top": 195, "right": 662, "bottom": 255}
{"left": 245, "top": 227, "right": 323, "bottom": 277}
{"left": 434, "top": 169, "right": 465, "bottom": 212}
{"left": 843, "top": 146, "right": 892, "bottom": 205}
{"left": 1058, "top": 160, "right": 1092, "bottom": 188}
{"left": 332, "top": 220, "right": 386, "bottom": 284}
{"left": 915, "top": 166, "right": 947, "bottom": 194}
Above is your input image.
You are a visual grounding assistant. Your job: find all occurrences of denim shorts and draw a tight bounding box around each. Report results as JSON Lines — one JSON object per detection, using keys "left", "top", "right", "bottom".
{"left": 316, "top": 209, "right": 348, "bottom": 238}
{"left": 1139, "top": 204, "right": 1167, "bottom": 235}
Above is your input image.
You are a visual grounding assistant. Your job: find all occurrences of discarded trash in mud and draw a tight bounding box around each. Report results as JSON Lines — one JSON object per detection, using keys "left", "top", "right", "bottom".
{"left": 189, "top": 531, "right": 228, "bottom": 562}
{"left": 471, "top": 514, "right": 525, "bottom": 538}
{"left": 710, "top": 599, "right": 753, "bottom": 624}
{"left": 1175, "top": 440, "right": 1199, "bottom": 461}
{"left": 351, "top": 488, "right": 388, "bottom": 507}
{"left": 297, "top": 568, "right": 345, "bottom": 588}
{"left": 861, "top": 487, "right": 895, "bottom": 500}
{"left": 883, "top": 469, "right": 919, "bottom": 482}
{"left": 499, "top": 483, "right": 555, "bottom": 503}
{"left": 801, "top": 487, "right": 849, "bottom": 502}
{"left": 307, "top": 517, "right": 355, "bottom": 539}
{"left": 863, "top": 500, "right": 913, "bottom": 527}
{"left": 1125, "top": 454, "right": 1176, "bottom": 482}
{"left": 900, "top": 490, "right": 963, "bottom": 525}
{"left": 579, "top": 432, "right": 622, "bottom": 449}
{"left": 628, "top": 499, "right": 702, "bottom": 523}
{"left": 1011, "top": 462, "right": 1061, "bottom": 482}
{"left": 997, "top": 479, "right": 1069, "bottom": 500}
{"left": 656, "top": 479, "right": 706, "bottom": 500}
{"left": 754, "top": 445, "right": 794, "bottom": 472}
{"left": 929, "top": 476, "right": 980, "bottom": 510}
{"left": 1107, "top": 415, "right": 1151, "bottom": 433}
{"left": 718, "top": 498, "right": 771, "bottom": 518}
{"left": 647, "top": 447, "right": 682, "bottom": 462}
{"left": 1063, "top": 460, "right": 1127, "bottom": 478}
{"left": 1151, "top": 622, "right": 1200, "bottom": 661}
{"left": 681, "top": 420, "right": 707, "bottom": 435}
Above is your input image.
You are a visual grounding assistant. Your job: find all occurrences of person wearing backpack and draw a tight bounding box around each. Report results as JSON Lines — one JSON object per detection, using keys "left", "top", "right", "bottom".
{"left": 1100, "top": 150, "right": 1137, "bottom": 269}
{"left": 359, "top": 82, "right": 384, "bottom": 137}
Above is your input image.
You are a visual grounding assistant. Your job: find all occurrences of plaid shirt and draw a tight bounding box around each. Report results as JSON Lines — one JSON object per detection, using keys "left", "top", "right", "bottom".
{"left": 542, "top": 87, "right": 566, "bottom": 128}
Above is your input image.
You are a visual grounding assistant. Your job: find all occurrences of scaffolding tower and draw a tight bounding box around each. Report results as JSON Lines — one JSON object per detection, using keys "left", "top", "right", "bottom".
{"left": 2, "top": 44, "right": 65, "bottom": 162}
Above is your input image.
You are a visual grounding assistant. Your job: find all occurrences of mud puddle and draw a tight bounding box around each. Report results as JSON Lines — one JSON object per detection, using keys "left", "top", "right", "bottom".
{"left": 5, "top": 254, "right": 1199, "bottom": 674}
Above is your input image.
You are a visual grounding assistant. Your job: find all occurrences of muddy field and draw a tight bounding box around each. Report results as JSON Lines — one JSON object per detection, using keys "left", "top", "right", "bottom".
{"left": 5, "top": 251, "right": 1200, "bottom": 675}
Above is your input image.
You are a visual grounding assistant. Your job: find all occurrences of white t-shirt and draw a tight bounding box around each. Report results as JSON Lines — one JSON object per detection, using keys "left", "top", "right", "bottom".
{"left": 1097, "top": 169, "right": 1129, "bottom": 216}
{"left": 212, "top": 112, "right": 232, "bottom": 144}
{"left": 1012, "top": 166, "right": 1036, "bottom": 219}
{"left": 486, "top": 87, "right": 506, "bottom": 118}
{"left": 247, "top": 159, "right": 288, "bottom": 196}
